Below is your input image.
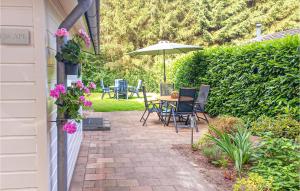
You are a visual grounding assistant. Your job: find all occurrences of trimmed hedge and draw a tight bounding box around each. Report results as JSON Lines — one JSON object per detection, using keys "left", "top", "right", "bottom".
{"left": 173, "top": 36, "right": 300, "bottom": 120}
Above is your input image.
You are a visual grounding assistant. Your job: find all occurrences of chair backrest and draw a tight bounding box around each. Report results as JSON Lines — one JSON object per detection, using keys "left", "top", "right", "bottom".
{"left": 177, "top": 88, "right": 197, "bottom": 113}
{"left": 160, "top": 83, "right": 174, "bottom": 96}
{"left": 100, "top": 79, "right": 105, "bottom": 89}
{"left": 196, "top": 85, "right": 210, "bottom": 104}
{"left": 142, "top": 86, "right": 149, "bottom": 108}
{"left": 118, "top": 80, "right": 128, "bottom": 93}
{"left": 136, "top": 80, "right": 143, "bottom": 90}
{"left": 114, "top": 79, "right": 123, "bottom": 87}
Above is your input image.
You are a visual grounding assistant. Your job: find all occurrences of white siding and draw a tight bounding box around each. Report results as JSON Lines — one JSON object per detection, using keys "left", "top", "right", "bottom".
{"left": 46, "top": 1, "right": 83, "bottom": 190}
{"left": 0, "top": 0, "right": 48, "bottom": 190}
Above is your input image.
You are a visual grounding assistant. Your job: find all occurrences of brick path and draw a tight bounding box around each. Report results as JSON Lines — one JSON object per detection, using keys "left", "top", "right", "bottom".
{"left": 70, "top": 111, "right": 217, "bottom": 191}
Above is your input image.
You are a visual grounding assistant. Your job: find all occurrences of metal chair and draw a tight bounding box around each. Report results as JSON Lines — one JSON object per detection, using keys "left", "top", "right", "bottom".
{"left": 194, "top": 85, "right": 210, "bottom": 123}
{"left": 159, "top": 83, "right": 175, "bottom": 123}
{"left": 129, "top": 79, "right": 142, "bottom": 97}
{"left": 100, "top": 79, "right": 111, "bottom": 99}
{"left": 115, "top": 79, "right": 128, "bottom": 99}
{"left": 140, "top": 86, "right": 162, "bottom": 126}
{"left": 167, "top": 88, "right": 198, "bottom": 133}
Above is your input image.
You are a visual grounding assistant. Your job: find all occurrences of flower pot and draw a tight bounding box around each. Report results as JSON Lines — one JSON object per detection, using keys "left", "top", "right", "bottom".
{"left": 65, "top": 62, "right": 79, "bottom": 75}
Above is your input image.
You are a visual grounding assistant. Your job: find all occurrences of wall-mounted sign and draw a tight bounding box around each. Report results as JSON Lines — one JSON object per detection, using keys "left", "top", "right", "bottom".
{"left": 0, "top": 28, "right": 30, "bottom": 45}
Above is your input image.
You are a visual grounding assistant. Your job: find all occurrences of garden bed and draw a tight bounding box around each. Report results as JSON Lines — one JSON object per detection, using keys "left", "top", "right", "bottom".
{"left": 172, "top": 144, "right": 234, "bottom": 191}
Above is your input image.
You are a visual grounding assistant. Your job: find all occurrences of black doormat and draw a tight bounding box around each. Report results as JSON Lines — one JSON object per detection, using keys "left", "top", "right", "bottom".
{"left": 83, "top": 118, "right": 111, "bottom": 131}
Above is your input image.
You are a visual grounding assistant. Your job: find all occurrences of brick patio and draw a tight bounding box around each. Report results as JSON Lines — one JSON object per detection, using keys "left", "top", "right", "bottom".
{"left": 70, "top": 111, "right": 217, "bottom": 191}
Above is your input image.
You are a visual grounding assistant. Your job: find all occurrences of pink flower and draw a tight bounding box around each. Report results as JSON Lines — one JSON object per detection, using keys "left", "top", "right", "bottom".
{"left": 89, "top": 82, "right": 96, "bottom": 89}
{"left": 84, "top": 36, "right": 91, "bottom": 47}
{"left": 56, "top": 84, "right": 66, "bottom": 94}
{"left": 63, "top": 121, "right": 77, "bottom": 134}
{"left": 83, "top": 100, "right": 92, "bottom": 107}
{"left": 50, "top": 89, "right": 60, "bottom": 99}
{"left": 79, "top": 96, "right": 85, "bottom": 102}
{"left": 76, "top": 80, "right": 84, "bottom": 89}
{"left": 55, "top": 28, "right": 69, "bottom": 37}
{"left": 78, "top": 29, "right": 91, "bottom": 48}
{"left": 84, "top": 87, "right": 90, "bottom": 94}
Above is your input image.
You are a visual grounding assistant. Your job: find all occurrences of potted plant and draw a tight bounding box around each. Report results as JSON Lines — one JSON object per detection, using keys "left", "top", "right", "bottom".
{"left": 55, "top": 28, "right": 91, "bottom": 76}
{"left": 50, "top": 81, "right": 96, "bottom": 134}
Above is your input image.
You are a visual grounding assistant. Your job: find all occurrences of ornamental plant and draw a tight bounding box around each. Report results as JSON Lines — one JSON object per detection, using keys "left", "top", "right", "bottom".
{"left": 50, "top": 81, "right": 96, "bottom": 134}
{"left": 206, "top": 126, "right": 253, "bottom": 177}
{"left": 55, "top": 28, "right": 91, "bottom": 64}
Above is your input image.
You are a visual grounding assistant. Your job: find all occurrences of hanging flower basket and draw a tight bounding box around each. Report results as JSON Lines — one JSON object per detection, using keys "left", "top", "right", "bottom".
{"left": 50, "top": 81, "right": 96, "bottom": 134}
{"left": 55, "top": 28, "right": 91, "bottom": 76}
{"left": 65, "top": 62, "right": 79, "bottom": 75}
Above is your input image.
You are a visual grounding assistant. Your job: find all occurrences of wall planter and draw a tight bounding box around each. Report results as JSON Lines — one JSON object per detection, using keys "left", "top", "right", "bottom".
{"left": 65, "top": 62, "right": 79, "bottom": 76}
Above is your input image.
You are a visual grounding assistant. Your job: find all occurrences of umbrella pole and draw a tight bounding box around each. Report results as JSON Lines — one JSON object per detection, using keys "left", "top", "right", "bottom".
{"left": 163, "top": 50, "right": 166, "bottom": 82}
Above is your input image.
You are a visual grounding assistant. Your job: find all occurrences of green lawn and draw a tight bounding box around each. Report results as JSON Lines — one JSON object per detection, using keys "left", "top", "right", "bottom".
{"left": 88, "top": 93, "right": 157, "bottom": 112}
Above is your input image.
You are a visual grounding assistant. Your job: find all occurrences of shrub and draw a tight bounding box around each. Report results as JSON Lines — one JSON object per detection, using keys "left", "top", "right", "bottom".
{"left": 201, "top": 145, "right": 228, "bottom": 167}
{"left": 207, "top": 127, "right": 253, "bottom": 177}
{"left": 233, "top": 173, "right": 273, "bottom": 191}
{"left": 251, "top": 137, "right": 300, "bottom": 190}
{"left": 252, "top": 115, "right": 300, "bottom": 140}
{"left": 173, "top": 36, "right": 300, "bottom": 120}
{"left": 209, "top": 116, "right": 244, "bottom": 137}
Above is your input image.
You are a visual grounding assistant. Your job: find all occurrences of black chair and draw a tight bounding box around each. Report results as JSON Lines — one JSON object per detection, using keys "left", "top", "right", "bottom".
{"left": 140, "top": 86, "right": 163, "bottom": 126}
{"left": 167, "top": 88, "right": 198, "bottom": 133}
{"left": 115, "top": 79, "right": 128, "bottom": 99}
{"left": 194, "top": 85, "right": 210, "bottom": 123}
{"left": 100, "top": 79, "right": 112, "bottom": 99}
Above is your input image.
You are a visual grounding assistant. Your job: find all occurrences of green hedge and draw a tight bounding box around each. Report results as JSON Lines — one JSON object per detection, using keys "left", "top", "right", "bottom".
{"left": 173, "top": 36, "right": 300, "bottom": 120}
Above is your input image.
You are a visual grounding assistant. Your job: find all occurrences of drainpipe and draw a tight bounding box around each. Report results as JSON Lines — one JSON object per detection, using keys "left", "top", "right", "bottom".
{"left": 56, "top": 0, "right": 93, "bottom": 191}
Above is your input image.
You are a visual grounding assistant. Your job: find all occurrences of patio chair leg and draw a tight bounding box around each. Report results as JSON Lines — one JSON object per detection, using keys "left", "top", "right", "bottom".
{"left": 108, "top": 92, "right": 111, "bottom": 98}
{"left": 167, "top": 110, "right": 172, "bottom": 126}
{"left": 172, "top": 110, "right": 178, "bottom": 133}
{"left": 101, "top": 92, "right": 105, "bottom": 99}
{"left": 140, "top": 109, "right": 147, "bottom": 122}
{"left": 143, "top": 112, "right": 150, "bottom": 126}
{"left": 185, "top": 115, "right": 190, "bottom": 125}
{"left": 203, "top": 113, "right": 209, "bottom": 124}
{"left": 136, "top": 92, "right": 140, "bottom": 98}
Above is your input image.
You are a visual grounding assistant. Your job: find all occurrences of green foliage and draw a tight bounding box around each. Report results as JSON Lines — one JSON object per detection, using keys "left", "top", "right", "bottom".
{"left": 233, "top": 173, "right": 273, "bottom": 191}
{"left": 206, "top": 127, "right": 252, "bottom": 176}
{"left": 252, "top": 115, "right": 300, "bottom": 139}
{"left": 56, "top": 40, "right": 82, "bottom": 64}
{"left": 173, "top": 36, "right": 300, "bottom": 120}
{"left": 202, "top": 145, "right": 228, "bottom": 168}
{"left": 251, "top": 137, "right": 300, "bottom": 191}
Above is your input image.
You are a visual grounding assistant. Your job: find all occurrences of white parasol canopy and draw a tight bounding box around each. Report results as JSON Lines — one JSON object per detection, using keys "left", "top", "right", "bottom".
{"left": 128, "top": 41, "right": 201, "bottom": 82}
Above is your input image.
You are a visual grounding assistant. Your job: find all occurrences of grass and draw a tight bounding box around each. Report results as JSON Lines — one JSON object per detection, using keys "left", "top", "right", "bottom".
{"left": 87, "top": 93, "right": 157, "bottom": 112}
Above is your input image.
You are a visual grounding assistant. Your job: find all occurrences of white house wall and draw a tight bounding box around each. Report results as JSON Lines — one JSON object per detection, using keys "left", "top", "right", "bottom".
{"left": 0, "top": 0, "right": 48, "bottom": 190}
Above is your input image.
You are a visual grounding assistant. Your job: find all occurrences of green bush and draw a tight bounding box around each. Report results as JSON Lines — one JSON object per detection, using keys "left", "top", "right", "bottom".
{"left": 173, "top": 36, "right": 300, "bottom": 120}
{"left": 251, "top": 137, "right": 300, "bottom": 190}
{"left": 233, "top": 173, "right": 273, "bottom": 191}
{"left": 252, "top": 115, "right": 300, "bottom": 139}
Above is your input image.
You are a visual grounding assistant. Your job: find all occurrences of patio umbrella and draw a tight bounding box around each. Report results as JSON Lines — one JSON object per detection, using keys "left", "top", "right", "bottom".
{"left": 128, "top": 41, "right": 201, "bottom": 82}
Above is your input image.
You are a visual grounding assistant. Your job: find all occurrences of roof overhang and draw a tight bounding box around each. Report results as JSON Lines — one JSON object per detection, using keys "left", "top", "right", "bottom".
{"left": 83, "top": 0, "right": 100, "bottom": 54}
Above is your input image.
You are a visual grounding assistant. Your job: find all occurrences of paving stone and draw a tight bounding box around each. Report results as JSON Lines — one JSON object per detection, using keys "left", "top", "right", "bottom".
{"left": 117, "top": 179, "right": 139, "bottom": 187}
{"left": 152, "top": 186, "right": 176, "bottom": 191}
{"left": 85, "top": 174, "right": 105, "bottom": 181}
{"left": 130, "top": 186, "right": 153, "bottom": 191}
